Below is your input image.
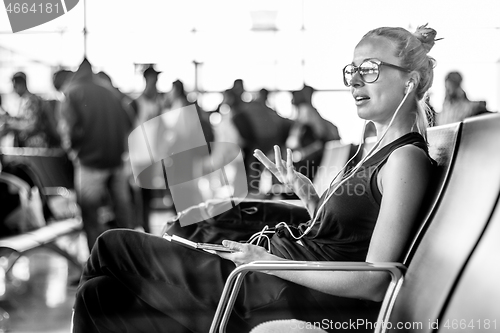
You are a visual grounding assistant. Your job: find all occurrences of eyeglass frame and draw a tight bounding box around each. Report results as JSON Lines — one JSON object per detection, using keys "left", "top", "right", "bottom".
{"left": 343, "top": 58, "right": 411, "bottom": 87}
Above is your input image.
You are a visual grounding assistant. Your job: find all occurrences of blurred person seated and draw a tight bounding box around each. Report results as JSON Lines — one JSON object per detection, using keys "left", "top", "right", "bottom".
{"left": 2, "top": 72, "right": 58, "bottom": 148}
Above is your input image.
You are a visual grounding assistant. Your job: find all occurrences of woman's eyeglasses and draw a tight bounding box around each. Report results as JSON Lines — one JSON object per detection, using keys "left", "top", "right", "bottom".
{"left": 343, "top": 59, "right": 410, "bottom": 87}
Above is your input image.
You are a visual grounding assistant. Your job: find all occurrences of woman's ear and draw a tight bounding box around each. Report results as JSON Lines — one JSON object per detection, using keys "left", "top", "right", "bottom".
{"left": 410, "top": 72, "right": 421, "bottom": 89}
{"left": 405, "top": 72, "right": 420, "bottom": 95}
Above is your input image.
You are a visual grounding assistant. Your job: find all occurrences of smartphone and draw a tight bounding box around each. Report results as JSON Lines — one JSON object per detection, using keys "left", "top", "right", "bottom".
{"left": 163, "top": 233, "right": 237, "bottom": 253}
{"left": 197, "top": 243, "right": 237, "bottom": 252}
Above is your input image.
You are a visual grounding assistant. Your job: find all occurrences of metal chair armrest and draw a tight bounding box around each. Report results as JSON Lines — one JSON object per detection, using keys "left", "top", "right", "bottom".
{"left": 210, "top": 261, "right": 406, "bottom": 333}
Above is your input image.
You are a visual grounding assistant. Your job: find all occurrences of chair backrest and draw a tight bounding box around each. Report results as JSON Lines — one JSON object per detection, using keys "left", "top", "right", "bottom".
{"left": 0, "top": 147, "right": 74, "bottom": 190}
{"left": 313, "top": 141, "right": 353, "bottom": 196}
{"left": 388, "top": 113, "right": 500, "bottom": 332}
{"left": 436, "top": 195, "right": 500, "bottom": 332}
{"left": 403, "top": 122, "right": 462, "bottom": 265}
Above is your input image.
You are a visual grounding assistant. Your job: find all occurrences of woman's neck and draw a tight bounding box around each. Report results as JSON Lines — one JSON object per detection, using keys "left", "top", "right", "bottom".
{"left": 373, "top": 111, "right": 415, "bottom": 147}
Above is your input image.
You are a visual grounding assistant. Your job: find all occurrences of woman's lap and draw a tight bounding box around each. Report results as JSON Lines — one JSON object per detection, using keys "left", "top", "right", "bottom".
{"left": 75, "top": 229, "right": 293, "bottom": 332}
{"left": 74, "top": 229, "right": 379, "bottom": 333}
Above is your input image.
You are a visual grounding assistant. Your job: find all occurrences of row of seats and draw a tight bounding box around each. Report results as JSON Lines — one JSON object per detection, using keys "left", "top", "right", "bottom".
{"left": 210, "top": 113, "right": 500, "bottom": 332}
{"left": 0, "top": 148, "right": 81, "bottom": 274}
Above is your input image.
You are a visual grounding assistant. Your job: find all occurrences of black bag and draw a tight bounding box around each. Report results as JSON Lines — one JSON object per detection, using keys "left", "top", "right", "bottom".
{"left": 164, "top": 198, "right": 311, "bottom": 244}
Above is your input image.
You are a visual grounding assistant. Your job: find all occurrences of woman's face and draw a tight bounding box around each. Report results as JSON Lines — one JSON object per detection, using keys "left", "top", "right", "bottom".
{"left": 350, "top": 36, "right": 409, "bottom": 124}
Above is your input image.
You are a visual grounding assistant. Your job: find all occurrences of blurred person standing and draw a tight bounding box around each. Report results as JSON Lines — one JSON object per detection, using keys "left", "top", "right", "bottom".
{"left": 206, "top": 88, "right": 244, "bottom": 169}
{"left": 165, "top": 79, "right": 189, "bottom": 112}
{"left": 226, "top": 80, "right": 274, "bottom": 192}
{"left": 52, "top": 69, "right": 74, "bottom": 150}
{"left": 130, "top": 65, "right": 164, "bottom": 126}
{"left": 0, "top": 94, "right": 7, "bottom": 131}
{"left": 129, "top": 66, "right": 167, "bottom": 229}
{"left": 96, "top": 71, "right": 135, "bottom": 129}
{"left": 244, "top": 88, "right": 294, "bottom": 193}
{"left": 95, "top": 70, "right": 144, "bottom": 229}
{"left": 60, "top": 58, "right": 138, "bottom": 251}
{"left": 253, "top": 88, "right": 293, "bottom": 151}
{"left": 167, "top": 79, "right": 213, "bottom": 143}
{"left": 0, "top": 94, "right": 10, "bottom": 146}
{"left": 286, "top": 85, "right": 341, "bottom": 180}
{"left": 0, "top": 94, "right": 6, "bottom": 114}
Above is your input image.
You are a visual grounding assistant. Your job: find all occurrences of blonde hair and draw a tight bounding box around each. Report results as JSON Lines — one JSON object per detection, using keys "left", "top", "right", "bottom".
{"left": 362, "top": 24, "right": 438, "bottom": 139}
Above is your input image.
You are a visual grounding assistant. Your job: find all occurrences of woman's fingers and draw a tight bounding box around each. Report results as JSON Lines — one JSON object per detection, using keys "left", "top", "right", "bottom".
{"left": 286, "top": 148, "right": 293, "bottom": 170}
{"left": 222, "top": 240, "right": 242, "bottom": 252}
{"left": 254, "top": 146, "right": 295, "bottom": 185}
{"left": 274, "top": 145, "right": 286, "bottom": 177}
{"left": 253, "top": 149, "right": 274, "bottom": 170}
{"left": 254, "top": 149, "right": 283, "bottom": 182}
{"left": 286, "top": 148, "right": 296, "bottom": 183}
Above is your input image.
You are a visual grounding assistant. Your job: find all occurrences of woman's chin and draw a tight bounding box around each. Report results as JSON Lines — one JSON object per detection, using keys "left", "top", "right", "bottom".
{"left": 356, "top": 108, "right": 371, "bottom": 121}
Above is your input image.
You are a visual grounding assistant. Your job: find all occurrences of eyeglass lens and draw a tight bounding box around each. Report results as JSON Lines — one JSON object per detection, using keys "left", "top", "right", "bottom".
{"left": 343, "top": 61, "right": 380, "bottom": 86}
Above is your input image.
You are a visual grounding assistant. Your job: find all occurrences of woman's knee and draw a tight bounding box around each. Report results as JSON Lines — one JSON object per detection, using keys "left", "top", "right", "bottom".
{"left": 74, "top": 276, "right": 136, "bottom": 332}
{"left": 94, "top": 229, "right": 140, "bottom": 251}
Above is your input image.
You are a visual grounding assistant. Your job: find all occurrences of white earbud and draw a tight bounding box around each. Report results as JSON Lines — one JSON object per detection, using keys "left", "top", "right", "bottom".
{"left": 405, "top": 79, "right": 415, "bottom": 94}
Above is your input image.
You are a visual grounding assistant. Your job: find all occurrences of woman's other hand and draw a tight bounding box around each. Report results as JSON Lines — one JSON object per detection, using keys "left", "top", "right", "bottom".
{"left": 216, "top": 240, "right": 278, "bottom": 267}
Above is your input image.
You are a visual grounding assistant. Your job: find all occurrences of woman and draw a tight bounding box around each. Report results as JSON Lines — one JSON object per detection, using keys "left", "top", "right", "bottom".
{"left": 73, "top": 24, "right": 438, "bottom": 333}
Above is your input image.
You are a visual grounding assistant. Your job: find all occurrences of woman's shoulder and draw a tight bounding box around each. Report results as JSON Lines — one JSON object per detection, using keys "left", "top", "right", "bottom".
{"left": 385, "top": 143, "right": 433, "bottom": 178}
{"left": 376, "top": 140, "right": 433, "bottom": 199}
{"left": 390, "top": 143, "right": 430, "bottom": 162}
{"left": 366, "top": 132, "right": 428, "bottom": 167}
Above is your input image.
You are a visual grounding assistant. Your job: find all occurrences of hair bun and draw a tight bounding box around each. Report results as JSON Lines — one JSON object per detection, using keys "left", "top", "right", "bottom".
{"left": 413, "top": 23, "right": 440, "bottom": 53}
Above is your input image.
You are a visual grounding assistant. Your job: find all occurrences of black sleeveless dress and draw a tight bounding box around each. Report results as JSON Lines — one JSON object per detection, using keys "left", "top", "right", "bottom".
{"left": 271, "top": 132, "right": 430, "bottom": 262}
{"left": 73, "top": 132, "right": 432, "bottom": 333}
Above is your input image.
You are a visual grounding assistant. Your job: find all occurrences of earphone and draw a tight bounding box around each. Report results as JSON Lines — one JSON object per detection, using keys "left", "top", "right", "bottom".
{"left": 405, "top": 79, "right": 415, "bottom": 94}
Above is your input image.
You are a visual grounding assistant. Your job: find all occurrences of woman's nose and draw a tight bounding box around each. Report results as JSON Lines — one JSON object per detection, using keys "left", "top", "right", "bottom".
{"left": 350, "top": 70, "right": 364, "bottom": 87}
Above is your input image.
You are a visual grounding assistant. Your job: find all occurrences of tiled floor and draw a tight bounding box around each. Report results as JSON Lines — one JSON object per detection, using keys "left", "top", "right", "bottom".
{"left": 0, "top": 250, "right": 78, "bottom": 333}
{"left": 0, "top": 210, "right": 174, "bottom": 333}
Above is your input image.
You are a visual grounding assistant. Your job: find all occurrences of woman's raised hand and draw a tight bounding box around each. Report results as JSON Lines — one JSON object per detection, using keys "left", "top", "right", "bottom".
{"left": 254, "top": 145, "right": 300, "bottom": 190}
{"left": 254, "top": 145, "right": 319, "bottom": 215}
